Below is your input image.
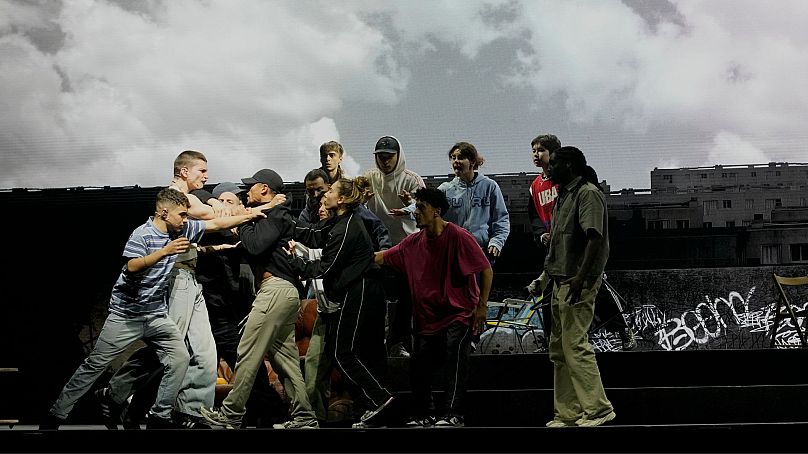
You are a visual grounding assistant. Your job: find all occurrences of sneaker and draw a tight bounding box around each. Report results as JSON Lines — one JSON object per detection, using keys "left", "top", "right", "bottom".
{"left": 434, "top": 415, "right": 464, "bottom": 427}
{"left": 577, "top": 411, "right": 616, "bottom": 427}
{"left": 360, "top": 396, "right": 394, "bottom": 423}
{"left": 620, "top": 328, "right": 637, "bottom": 351}
{"left": 272, "top": 418, "right": 319, "bottom": 429}
{"left": 94, "top": 387, "right": 124, "bottom": 430}
{"left": 545, "top": 419, "right": 576, "bottom": 428}
{"left": 351, "top": 420, "right": 386, "bottom": 429}
{"left": 173, "top": 411, "right": 212, "bottom": 429}
{"left": 38, "top": 413, "right": 65, "bottom": 431}
{"left": 404, "top": 416, "right": 435, "bottom": 428}
{"left": 145, "top": 414, "right": 177, "bottom": 429}
{"left": 388, "top": 342, "right": 410, "bottom": 358}
{"left": 200, "top": 407, "right": 242, "bottom": 429}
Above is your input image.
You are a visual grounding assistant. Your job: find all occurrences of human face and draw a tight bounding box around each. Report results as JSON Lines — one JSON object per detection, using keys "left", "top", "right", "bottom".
{"left": 546, "top": 152, "right": 572, "bottom": 186}
{"left": 320, "top": 149, "right": 342, "bottom": 173}
{"left": 321, "top": 180, "right": 343, "bottom": 210}
{"left": 160, "top": 204, "right": 189, "bottom": 233}
{"left": 449, "top": 149, "right": 474, "bottom": 181}
{"left": 531, "top": 143, "right": 551, "bottom": 170}
{"left": 183, "top": 159, "right": 208, "bottom": 190}
{"left": 375, "top": 152, "right": 398, "bottom": 174}
{"left": 414, "top": 200, "right": 437, "bottom": 229}
{"left": 245, "top": 182, "right": 267, "bottom": 206}
{"left": 305, "top": 177, "right": 330, "bottom": 202}
{"left": 218, "top": 192, "right": 242, "bottom": 207}
{"left": 318, "top": 199, "right": 331, "bottom": 220}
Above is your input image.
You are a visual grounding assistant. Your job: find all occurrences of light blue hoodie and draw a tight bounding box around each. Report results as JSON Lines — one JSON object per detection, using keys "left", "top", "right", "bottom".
{"left": 438, "top": 173, "right": 510, "bottom": 252}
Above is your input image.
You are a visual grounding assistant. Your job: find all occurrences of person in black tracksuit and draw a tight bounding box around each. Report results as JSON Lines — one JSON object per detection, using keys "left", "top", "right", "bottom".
{"left": 286, "top": 176, "right": 393, "bottom": 428}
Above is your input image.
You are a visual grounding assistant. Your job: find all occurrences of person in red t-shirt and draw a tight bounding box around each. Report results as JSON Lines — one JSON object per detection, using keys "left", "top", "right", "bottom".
{"left": 526, "top": 134, "right": 562, "bottom": 352}
{"left": 374, "top": 187, "right": 492, "bottom": 428}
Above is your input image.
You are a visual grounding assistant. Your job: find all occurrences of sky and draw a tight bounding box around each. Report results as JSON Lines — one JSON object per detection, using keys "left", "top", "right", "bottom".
{"left": 2, "top": 0, "right": 807, "bottom": 191}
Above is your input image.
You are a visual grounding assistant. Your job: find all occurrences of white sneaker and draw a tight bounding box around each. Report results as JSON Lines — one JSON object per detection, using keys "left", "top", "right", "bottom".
{"left": 199, "top": 407, "right": 241, "bottom": 430}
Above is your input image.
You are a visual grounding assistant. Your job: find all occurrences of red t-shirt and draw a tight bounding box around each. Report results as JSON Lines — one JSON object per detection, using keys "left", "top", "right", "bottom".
{"left": 383, "top": 222, "right": 491, "bottom": 335}
{"left": 529, "top": 173, "right": 558, "bottom": 232}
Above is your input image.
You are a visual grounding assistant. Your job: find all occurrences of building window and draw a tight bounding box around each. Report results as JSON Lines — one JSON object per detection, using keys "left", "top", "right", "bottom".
{"left": 792, "top": 244, "right": 808, "bottom": 262}
{"left": 676, "top": 220, "right": 689, "bottom": 229}
{"left": 701, "top": 173, "right": 708, "bottom": 179}
{"left": 745, "top": 199, "right": 754, "bottom": 209}
{"left": 726, "top": 221, "right": 735, "bottom": 227}
{"left": 663, "top": 175, "right": 672, "bottom": 182}
{"left": 801, "top": 198, "right": 807, "bottom": 207}
{"left": 648, "top": 220, "right": 663, "bottom": 230}
{"left": 761, "top": 245, "right": 782, "bottom": 264}
{"left": 704, "top": 200, "right": 719, "bottom": 215}
{"left": 751, "top": 171, "right": 757, "bottom": 177}
{"left": 765, "top": 199, "right": 782, "bottom": 210}
{"left": 703, "top": 222, "right": 712, "bottom": 228}
{"left": 742, "top": 220, "right": 751, "bottom": 227}
{"left": 721, "top": 173, "right": 727, "bottom": 178}
{"left": 722, "top": 200, "right": 732, "bottom": 209}
{"left": 729, "top": 173, "right": 736, "bottom": 177}
{"left": 776, "top": 171, "right": 781, "bottom": 176}
{"left": 754, "top": 213, "right": 764, "bottom": 220}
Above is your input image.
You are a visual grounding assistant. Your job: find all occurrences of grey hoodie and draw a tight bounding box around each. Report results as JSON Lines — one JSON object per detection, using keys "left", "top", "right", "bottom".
{"left": 363, "top": 136, "right": 425, "bottom": 244}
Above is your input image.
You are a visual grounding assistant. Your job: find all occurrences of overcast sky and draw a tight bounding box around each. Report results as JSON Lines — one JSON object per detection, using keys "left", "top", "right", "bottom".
{"left": 2, "top": 0, "right": 807, "bottom": 191}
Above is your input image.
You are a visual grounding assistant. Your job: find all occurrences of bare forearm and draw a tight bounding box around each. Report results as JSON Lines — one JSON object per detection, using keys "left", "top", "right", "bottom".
{"left": 127, "top": 249, "right": 167, "bottom": 273}
{"left": 478, "top": 267, "right": 493, "bottom": 308}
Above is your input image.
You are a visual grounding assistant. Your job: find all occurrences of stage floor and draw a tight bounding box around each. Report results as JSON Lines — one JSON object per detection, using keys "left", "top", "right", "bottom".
{"left": 3, "top": 422, "right": 807, "bottom": 453}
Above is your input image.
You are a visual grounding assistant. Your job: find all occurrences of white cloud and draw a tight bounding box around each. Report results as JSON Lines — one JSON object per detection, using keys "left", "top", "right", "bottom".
{"left": 706, "top": 131, "right": 770, "bottom": 167}
{"left": 0, "top": 0, "right": 407, "bottom": 188}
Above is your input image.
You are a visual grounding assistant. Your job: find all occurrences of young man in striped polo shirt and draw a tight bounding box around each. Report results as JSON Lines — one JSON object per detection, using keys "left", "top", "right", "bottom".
{"left": 40, "top": 188, "right": 264, "bottom": 430}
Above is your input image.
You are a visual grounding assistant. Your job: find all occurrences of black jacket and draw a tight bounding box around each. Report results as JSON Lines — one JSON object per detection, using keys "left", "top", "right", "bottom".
{"left": 239, "top": 203, "right": 305, "bottom": 297}
{"left": 291, "top": 207, "right": 379, "bottom": 306}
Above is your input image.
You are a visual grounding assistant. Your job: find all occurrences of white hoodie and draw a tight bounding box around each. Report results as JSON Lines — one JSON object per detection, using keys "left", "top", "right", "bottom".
{"left": 363, "top": 137, "right": 425, "bottom": 244}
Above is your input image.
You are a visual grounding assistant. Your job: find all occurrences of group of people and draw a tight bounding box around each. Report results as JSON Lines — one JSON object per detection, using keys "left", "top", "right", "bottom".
{"left": 39, "top": 132, "right": 624, "bottom": 430}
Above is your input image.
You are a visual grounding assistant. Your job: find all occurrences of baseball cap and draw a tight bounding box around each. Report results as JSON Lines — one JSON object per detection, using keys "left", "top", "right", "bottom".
{"left": 374, "top": 136, "right": 400, "bottom": 154}
{"left": 212, "top": 182, "right": 244, "bottom": 198}
{"left": 241, "top": 169, "right": 284, "bottom": 193}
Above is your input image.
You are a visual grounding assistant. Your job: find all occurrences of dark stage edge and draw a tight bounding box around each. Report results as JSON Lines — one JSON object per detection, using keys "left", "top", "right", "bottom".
{"left": 3, "top": 422, "right": 808, "bottom": 453}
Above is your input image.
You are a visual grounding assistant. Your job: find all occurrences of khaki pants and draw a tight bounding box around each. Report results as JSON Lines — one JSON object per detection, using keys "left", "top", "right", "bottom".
{"left": 548, "top": 275, "right": 613, "bottom": 422}
{"left": 222, "top": 277, "right": 315, "bottom": 422}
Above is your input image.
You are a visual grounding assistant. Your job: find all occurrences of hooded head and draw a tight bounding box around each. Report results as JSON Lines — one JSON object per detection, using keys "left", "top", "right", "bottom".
{"left": 374, "top": 135, "right": 401, "bottom": 175}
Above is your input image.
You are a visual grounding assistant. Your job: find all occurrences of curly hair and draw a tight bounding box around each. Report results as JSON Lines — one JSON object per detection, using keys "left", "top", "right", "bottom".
{"left": 156, "top": 188, "right": 190, "bottom": 210}
{"left": 413, "top": 187, "right": 449, "bottom": 216}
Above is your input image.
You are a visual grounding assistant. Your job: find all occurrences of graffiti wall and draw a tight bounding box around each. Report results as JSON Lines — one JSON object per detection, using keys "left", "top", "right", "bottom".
{"left": 600, "top": 265, "right": 808, "bottom": 351}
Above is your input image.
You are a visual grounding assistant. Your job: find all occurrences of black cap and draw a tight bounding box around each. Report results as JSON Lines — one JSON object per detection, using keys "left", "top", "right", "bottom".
{"left": 374, "top": 136, "right": 400, "bottom": 154}
{"left": 242, "top": 169, "right": 284, "bottom": 193}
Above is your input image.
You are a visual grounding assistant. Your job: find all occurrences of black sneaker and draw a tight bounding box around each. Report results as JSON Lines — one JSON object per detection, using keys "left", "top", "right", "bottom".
{"left": 173, "top": 411, "right": 212, "bottom": 429}
{"left": 146, "top": 414, "right": 177, "bottom": 429}
{"left": 95, "top": 387, "right": 124, "bottom": 430}
{"left": 38, "top": 413, "right": 65, "bottom": 431}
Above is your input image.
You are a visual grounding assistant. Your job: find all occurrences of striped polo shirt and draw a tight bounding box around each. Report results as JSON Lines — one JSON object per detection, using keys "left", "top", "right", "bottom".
{"left": 109, "top": 217, "right": 205, "bottom": 317}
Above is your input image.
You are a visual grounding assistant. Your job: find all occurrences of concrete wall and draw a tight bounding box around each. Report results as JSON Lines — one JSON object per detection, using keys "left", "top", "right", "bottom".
{"left": 595, "top": 265, "right": 808, "bottom": 351}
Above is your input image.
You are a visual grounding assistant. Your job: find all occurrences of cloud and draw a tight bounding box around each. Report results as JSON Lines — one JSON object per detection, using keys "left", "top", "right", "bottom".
{"left": 509, "top": 0, "right": 808, "bottom": 166}
{"left": 0, "top": 0, "right": 406, "bottom": 188}
{"left": 706, "top": 131, "right": 770, "bottom": 167}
